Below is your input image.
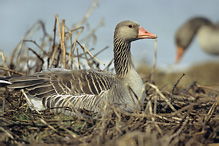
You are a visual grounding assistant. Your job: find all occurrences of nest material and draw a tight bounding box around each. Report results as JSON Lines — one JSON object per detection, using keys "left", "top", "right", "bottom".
{"left": 0, "top": 79, "right": 218, "bottom": 145}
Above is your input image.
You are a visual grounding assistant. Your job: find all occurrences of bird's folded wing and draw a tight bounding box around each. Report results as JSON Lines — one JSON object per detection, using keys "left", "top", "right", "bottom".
{"left": 8, "top": 69, "right": 115, "bottom": 98}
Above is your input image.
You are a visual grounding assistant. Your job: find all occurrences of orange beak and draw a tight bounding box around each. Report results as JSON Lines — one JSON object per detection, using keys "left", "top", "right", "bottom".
{"left": 175, "top": 46, "right": 185, "bottom": 63}
{"left": 138, "top": 26, "right": 157, "bottom": 39}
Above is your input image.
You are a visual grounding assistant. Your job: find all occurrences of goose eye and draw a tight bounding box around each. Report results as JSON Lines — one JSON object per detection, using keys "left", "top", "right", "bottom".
{"left": 128, "top": 24, "right": 133, "bottom": 28}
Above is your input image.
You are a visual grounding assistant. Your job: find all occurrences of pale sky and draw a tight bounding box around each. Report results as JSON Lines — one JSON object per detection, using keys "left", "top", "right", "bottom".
{"left": 1, "top": 0, "right": 219, "bottom": 70}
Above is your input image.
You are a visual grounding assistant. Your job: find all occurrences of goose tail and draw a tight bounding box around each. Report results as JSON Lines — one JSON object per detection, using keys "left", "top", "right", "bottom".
{"left": 0, "top": 77, "right": 12, "bottom": 87}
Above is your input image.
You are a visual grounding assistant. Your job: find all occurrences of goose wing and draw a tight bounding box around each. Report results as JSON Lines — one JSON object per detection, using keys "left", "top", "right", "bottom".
{"left": 8, "top": 69, "right": 115, "bottom": 98}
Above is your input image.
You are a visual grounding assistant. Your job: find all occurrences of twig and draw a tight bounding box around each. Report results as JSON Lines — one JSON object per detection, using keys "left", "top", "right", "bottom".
{"left": 61, "top": 20, "right": 66, "bottom": 68}
{"left": 0, "top": 127, "right": 14, "bottom": 139}
{"left": 21, "top": 89, "right": 41, "bottom": 114}
{"left": 23, "top": 40, "right": 48, "bottom": 56}
{"left": 49, "top": 15, "right": 57, "bottom": 68}
{"left": 76, "top": 48, "right": 81, "bottom": 69}
{"left": 92, "top": 46, "right": 109, "bottom": 58}
{"left": 56, "top": 15, "right": 62, "bottom": 41}
{"left": 59, "top": 126, "right": 79, "bottom": 139}
{"left": 81, "top": 44, "right": 93, "bottom": 68}
{"left": 24, "top": 20, "right": 48, "bottom": 39}
{"left": 127, "top": 85, "right": 141, "bottom": 113}
{"left": 76, "top": 40, "right": 105, "bottom": 65}
{"left": 55, "top": 45, "right": 62, "bottom": 67}
{"left": 28, "top": 48, "right": 44, "bottom": 71}
{"left": 80, "top": 18, "right": 104, "bottom": 45}
{"left": 0, "top": 67, "right": 25, "bottom": 75}
{"left": 11, "top": 20, "right": 48, "bottom": 68}
{"left": 198, "top": 84, "right": 219, "bottom": 92}
{"left": 160, "top": 103, "right": 195, "bottom": 117}
{"left": 75, "top": 0, "right": 99, "bottom": 28}
{"left": 151, "top": 39, "right": 157, "bottom": 82}
{"left": 205, "top": 102, "right": 217, "bottom": 123}
{"left": 147, "top": 82, "right": 177, "bottom": 112}
{"left": 65, "top": 26, "right": 85, "bottom": 34}
{"left": 68, "top": 26, "right": 84, "bottom": 68}
{"left": 40, "top": 118, "right": 58, "bottom": 133}
{"left": 0, "top": 51, "right": 10, "bottom": 76}
{"left": 169, "top": 116, "right": 189, "bottom": 143}
{"left": 103, "top": 58, "right": 114, "bottom": 71}
{"left": 171, "top": 73, "right": 185, "bottom": 94}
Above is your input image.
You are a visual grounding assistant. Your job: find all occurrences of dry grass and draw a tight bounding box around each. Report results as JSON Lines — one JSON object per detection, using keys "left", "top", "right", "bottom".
{"left": 0, "top": 72, "right": 218, "bottom": 145}
{"left": 0, "top": 1, "right": 218, "bottom": 145}
{"left": 137, "top": 62, "right": 219, "bottom": 94}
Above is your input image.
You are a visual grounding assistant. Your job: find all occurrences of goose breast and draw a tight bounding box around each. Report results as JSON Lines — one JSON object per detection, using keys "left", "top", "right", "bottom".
{"left": 197, "top": 24, "right": 219, "bottom": 55}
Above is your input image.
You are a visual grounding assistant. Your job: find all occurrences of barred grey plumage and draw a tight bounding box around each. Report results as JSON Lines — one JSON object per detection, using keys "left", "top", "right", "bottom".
{"left": 4, "top": 20, "right": 157, "bottom": 116}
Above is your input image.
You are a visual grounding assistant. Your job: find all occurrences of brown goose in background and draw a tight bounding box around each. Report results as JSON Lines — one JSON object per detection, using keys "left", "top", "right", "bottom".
{"left": 1, "top": 20, "right": 157, "bottom": 116}
{"left": 175, "top": 17, "right": 219, "bottom": 63}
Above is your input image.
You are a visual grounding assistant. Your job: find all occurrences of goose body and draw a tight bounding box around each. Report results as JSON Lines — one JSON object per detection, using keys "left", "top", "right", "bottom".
{"left": 197, "top": 24, "right": 219, "bottom": 55}
{"left": 2, "top": 20, "right": 157, "bottom": 116}
{"left": 175, "top": 17, "right": 219, "bottom": 63}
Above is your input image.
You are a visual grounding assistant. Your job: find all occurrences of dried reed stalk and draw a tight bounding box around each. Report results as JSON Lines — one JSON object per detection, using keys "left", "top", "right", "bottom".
{"left": 61, "top": 20, "right": 66, "bottom": 69}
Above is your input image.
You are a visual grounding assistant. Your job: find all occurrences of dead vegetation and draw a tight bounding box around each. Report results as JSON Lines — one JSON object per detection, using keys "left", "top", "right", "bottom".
{"left": 0, "top": 69, "right": 218, "bottom": 145}
{"left": 0, "top": 1, "right": 218, "bottom": 145}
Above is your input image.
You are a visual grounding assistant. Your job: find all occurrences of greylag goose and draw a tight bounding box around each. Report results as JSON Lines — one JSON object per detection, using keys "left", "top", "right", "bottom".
{"left": 175, "top": 17, "right": 219, "bottom": 63}
{"left": 1, "top": 20, "right": 157, "bottom": 116}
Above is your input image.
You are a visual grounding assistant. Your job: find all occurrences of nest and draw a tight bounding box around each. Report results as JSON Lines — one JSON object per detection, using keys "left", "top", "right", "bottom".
{"left": 0, "top": 2, "right": 218, "bottom": 145}
{"left": 0, "top": 76, "right": 218, "bottom": 145}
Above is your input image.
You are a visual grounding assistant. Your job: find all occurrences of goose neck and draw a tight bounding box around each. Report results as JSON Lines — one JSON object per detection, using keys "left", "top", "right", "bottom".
{"left": 114, "top": 38, "right": 134, "bottom": 78}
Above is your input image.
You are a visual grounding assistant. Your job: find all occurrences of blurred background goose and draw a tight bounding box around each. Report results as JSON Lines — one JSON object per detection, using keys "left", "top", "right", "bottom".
{"left": 175, "top": 17, "right": 219, "bottom": 63}
{"left": 2, "top": 20, "right": 157, "bottom": 116}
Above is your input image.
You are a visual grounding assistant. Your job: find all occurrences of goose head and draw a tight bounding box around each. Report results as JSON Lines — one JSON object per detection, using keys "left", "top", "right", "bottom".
{"left": 175, "top": 17, "right": 212, "bottom": 63}
{"left": 114, "top": 20, "right": 157, "bottom": 43}
{"left": 113, "top": 20, "right": 157, "bottom": 77}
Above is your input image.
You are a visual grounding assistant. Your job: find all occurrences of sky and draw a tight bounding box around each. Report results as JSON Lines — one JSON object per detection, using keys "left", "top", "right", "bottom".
{"left": 1, "top": 0, "right": 219, "bottom": 71}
